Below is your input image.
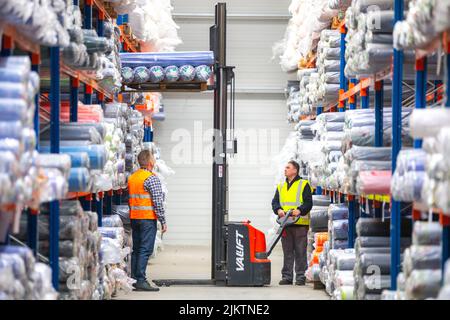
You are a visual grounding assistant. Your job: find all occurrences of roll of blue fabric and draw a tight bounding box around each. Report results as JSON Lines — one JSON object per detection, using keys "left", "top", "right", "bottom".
{"left": 68, "top": 167, "right": 91, "bottom": 192}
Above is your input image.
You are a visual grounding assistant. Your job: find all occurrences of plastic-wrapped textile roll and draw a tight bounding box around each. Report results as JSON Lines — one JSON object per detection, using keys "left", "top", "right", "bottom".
{"left": 321, "top": 72, "right": 340, "bottom": 84}
{"left": 41, "top": 126, "right": 103, "bottom": 144}
{"left": 37, "top": 153, "right": 71, "bottom": 174}
{"left": 0, "top": 121, "right": 22, "bottom": 140}
{"left": 356, "top": 218, "right": 396, "bottom": 237}
{"left": 165, "top": 65, "right": 180, "bottom": 82}
{"left": 0, "top": 66, "right": 29, "bottom": 84}
{"left": 0, "top": 245, "right": 35, "bottom": 276}
{"left": 66, "top": 152, "right": 90, "bottom": 169}
{"left": 36, "top": 215, "right": 81, "bottom": 241}
{"left": 316, "top": 112, "right": 346, "bottom": 124}
{"left": 59, "top": 257, "right": 83, "bottom": 283}
{"left": 68, "top": 168, "right": 91, "bottom": 192}
{"left": 39, "top": 145, "right": 107, "bottom": 170}
{"left": 405, "top": 269, "right": 442, "bottom": 300}
{"left": 0, "top": 139, "right": 22, "bottom": 157}
{"left": 38, "top": 240, "right": 78, "bottom": 258}
{"left": 0, "top": 98, "right": 28, "bottom": 122}
{"left": 0, "top": 150, "right": 19, "bottom": 174}
{"left": 85, "top": 211, "right": 98, "bottom": 232}
{"left": 59, "top": 200, "right": 84, "bottom": 217}
{"left": 357, "top": 275, "right": 391, "bottom": 298}
{"left": 336, "top": 286, "right": 355, "bottom": 300}
{"left": 310, "top": 206, "right": 329, "bottom": 232}
{"left": 336, "top": 254, "right": 356, "bottom": 271}
{"left": 437, "top": 286, "right": 450, "bottom": 300}
{"left": 365, "top": 32, "right": 394, "bottom": 44}
{"left": 358, "top": 253, "right": 392, "bottom": 275}
{"left": 391, "top": 171, "right": 425, "bottom": 202}
{"left": 366, "top": 10, "right": 394, "bottom": 33}
{"left": 111, "top": 205, "right": 130, "bottom": 227}
{"left": 356, "top": 170, "right": 391, "bottom": 195}
{"left": 179, "top": 65, "right": 196, "bottom": 81}
{"left": 83, "top": 35, "right": 111, "bottom": 54}
{"left": 119, "top": 51, "right": 215, "bottom": 68}
{"left": 328, "top": 204, "right": 349, "bottom": 220}
{"left": 403, "top": 246, "right": 442, "bottom": 277}
{"left": 0, "top": 82, "right": 28, "bottom": 100}
{"left": 350, "top": 161, "right": 392, "bottom": 176}
{"left": 331, "top": 239, "right": 349, "bottom": 250}
{"left": 133, "top": 66, "right": 150, "bottom": 83}
{"left": 195, "top": 65, "right": 212, "bottom": 82}
{"left": 324, "top": 122, "right": 344, "bottom": 132}
{"left": 355, "top": 0, "right": 395, "bottom": 13}
{"left": 312, "top": 195, "right": 331, "bottom": 207}
{"left": 409, "top": 108, "right": 450, "bottom": 139}
{"left": 412, "top": 222, "right": 442, "bottom": 246}
{"left": 356, "top": 247, "right": 391, "bottom": 256}
{"left": 395, "top": 149, "right": 426, "bottom": 175}
{"left": 102, "top": 215, "right": 124, "bottom": 228}
{"left": 331, "top": 220, "right": 348, "bottom": 240}
{"left": 99, "top": 227, "right": 125, "bottom": 246}
{"left": 345, "top": 146, "right": 392, "bottom": 162}
{"left": 121, "top": 67, "right": 134, "bottom": 84}
{"left": 356, "top": 236, "right": 412, "bottom": 249}
{"left": 57, "top": 123, "right": 107, "bottom": 139}
{"left": 148, "top": 66, "right": 165, "bottom": 83}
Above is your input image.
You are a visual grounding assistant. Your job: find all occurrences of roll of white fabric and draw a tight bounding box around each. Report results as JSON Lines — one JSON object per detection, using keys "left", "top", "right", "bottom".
{"left": 409, "top": 108, "right": 450, "bottom": 139}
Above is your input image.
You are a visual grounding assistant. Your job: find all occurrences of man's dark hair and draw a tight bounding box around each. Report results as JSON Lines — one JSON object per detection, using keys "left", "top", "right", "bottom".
{"left": 288, "top": 160, "right": 300, "bottom": 175}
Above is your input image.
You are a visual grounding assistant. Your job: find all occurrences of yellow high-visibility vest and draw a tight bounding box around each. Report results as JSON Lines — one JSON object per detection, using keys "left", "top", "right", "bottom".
{"left": 277, "top": 179, "right": 310, "bottom": 225}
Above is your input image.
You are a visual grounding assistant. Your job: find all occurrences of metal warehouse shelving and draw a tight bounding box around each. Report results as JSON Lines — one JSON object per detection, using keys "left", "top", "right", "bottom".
{"left": 301, "top": 0, "right": 450, "bottom": 290}
{"left": 0, "top": 0, "right": 146, "bottom": 290}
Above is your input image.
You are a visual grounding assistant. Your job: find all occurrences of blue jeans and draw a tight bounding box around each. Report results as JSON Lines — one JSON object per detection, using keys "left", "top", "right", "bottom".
{"left": 130, "top": 219, "right": 157, "bottom": 283}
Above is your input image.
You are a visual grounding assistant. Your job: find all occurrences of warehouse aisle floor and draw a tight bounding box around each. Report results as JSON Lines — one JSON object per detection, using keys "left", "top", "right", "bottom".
{"left": 116, "top": 245, "right": 329, "bottom": 300}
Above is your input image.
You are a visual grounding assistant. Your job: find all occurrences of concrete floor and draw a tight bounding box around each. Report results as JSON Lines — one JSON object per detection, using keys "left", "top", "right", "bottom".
{"left": 116, "top": 245, "right": 329, "bottom": 300}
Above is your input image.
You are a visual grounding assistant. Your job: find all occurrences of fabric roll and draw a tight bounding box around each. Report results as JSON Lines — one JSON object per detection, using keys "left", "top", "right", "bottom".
{"left": 412, "top": 222, "right": 442, "bottom": 246}
{"left": 409, "top": 108, "right": 450, "bottom": 139}
{"left": 331, "top": 220, "right": 349, "bottom": 240}
{"left": 328, "top": 204, "right": 349, "bottom": 220}
{"left": 119, "top": 51, "right": 215, "bottom": 68}
{"left": 405, "top": 269, "right": 442, "bottom": 300}
{"left": 356, "top": 170, "right": 391, "bottom": 195}
{"left": 356, "top": 236, "right": 412, "bottom": 249}
{"left": 358, "top": 253, "right": 392, "bottom": 275}
{"left": 68, "top": 168, "right": 91, "bottom": 192}
{"left": 310, "top": 207, "right": 329, "bottom": 232}
{"left": 356, "top": 218, "right": 412, "bottom": 237}
{"left": 403, "top": 245, "right": 442, "bottom": 276}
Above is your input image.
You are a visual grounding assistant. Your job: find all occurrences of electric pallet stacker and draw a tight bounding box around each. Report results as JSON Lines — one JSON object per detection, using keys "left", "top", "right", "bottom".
{"left": 152, "top": 3, "right": 296, "bottom": 287}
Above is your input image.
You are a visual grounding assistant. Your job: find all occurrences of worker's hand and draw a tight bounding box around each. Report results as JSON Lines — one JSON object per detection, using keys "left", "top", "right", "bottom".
{"left": 277, "top": 209, "right": 285, "bottom": 218}
{"left": 161, "top": 224, "right": 168, "bottom": 234}
{"left": 292, "top": 209, "right": 301, "bottom": 217}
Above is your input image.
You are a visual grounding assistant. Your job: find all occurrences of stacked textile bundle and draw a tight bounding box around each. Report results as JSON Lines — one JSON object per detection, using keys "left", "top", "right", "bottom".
{"left": 391, "top": 149, "right": 426, "bottom": 202}
{"left": 382, "top": 222, "right": 442, "bottom": 300}
{"left": 0, "top": 245, "right": 57, "bottom": 300}
{"left": 328, "top": 204, "right": 350, "bottom": 250}
{"left": 273, "top": 0, "right": 339, "bottom": 72}
{"left": 393, "top": 0, "right": 439, "bottom": 50}
{"left": 306, "top": 231, "right": 328, "bottom": 283}
{"left": 344, "top": 0, "right": 442, "bottom": 79}
{"left": 0, "top": 56, "right": 43, "bottom": 239}
{"left": 323, "top": 248, "right": 356, "bottom": 299}
{"left": 99, "top": 213, "right": 135, "bottom": 298}
{"left": 409, "top": 108, "right": 450, "bottom": 214}
{"left": 308, "top": 112, "right": 345, "bottom": 190}
{"left": 353, "top": 218, "right": 412, "bottom": 300}
{"left": 108, "top": 0, "right": 182, "bottom": 52}
{"left": 0, "top": 0, "right": 71, "bottom": 47}
{"left": 120, "top": 51, "right": 214, "bottom": 84}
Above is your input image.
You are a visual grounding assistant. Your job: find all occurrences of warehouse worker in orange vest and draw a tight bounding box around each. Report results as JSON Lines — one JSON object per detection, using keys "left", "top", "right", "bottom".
{"left": 271, "top": 160, "right": 313, "bottom": 286}
{"left": 128, "top": 150, "right": 167, "bottom": 292}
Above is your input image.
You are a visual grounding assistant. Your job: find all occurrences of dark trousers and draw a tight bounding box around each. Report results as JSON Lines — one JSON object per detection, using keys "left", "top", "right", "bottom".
{"left": 131, "top": 219, "right": 157, "bottom": 283}
{"left": 281, "top": 225, "right": 308, "bottom": 282}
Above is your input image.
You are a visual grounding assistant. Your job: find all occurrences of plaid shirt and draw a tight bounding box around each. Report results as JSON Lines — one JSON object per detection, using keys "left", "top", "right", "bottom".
{"left": 142, "top": 169, "right": 166, "bottom": 225}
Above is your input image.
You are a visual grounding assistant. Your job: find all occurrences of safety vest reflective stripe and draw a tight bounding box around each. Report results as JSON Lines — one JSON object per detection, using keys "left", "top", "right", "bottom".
{"left": 130, "top": 206, "right": 154, "bottom": 211}
{"left": 129, "top": 194, "right": 151, "bottom": 199}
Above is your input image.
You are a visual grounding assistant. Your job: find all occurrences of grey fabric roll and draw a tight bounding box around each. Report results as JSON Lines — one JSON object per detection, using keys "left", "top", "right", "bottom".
{"left": 310, "top": 207, "right": 329, "bottom": 232}
{"left": 358, "top": 253, "right": 392, "bottom": 275}
{"left": 356, "top": 236, "right": 412, "bottom": 249}
{"left": 356, "top": 247, "right": 391, "bottom": 255}
{"left": 356, "top": 218, "right": 412, "bottom": 237}
{"left": 357, "top": 275, "right": 391, "bottom": 296}
{"left": 366, "top": 11, "right": 394, "bottom": 33}
{"left": 337, "top": 254, "right": 356, "bottom": 271}
{"left": 403, "top": 245, "right": 442, "bottom": 276}
{"left": 405, "top": 269, "right": 442, "bottom": 300}
{"left": 355, "top": 0, "right": 395, "bottom": 13}
{"left": 412, "top": 222, "right": 442, "bottom": 246}
{"left": 312, "top": 195, "right": 331, "bottom": 207}
{"left": 39, "top": 240, "right": 78, "bottom": 258}
{"left": 328, "top": 204, "right": 349, "bottom": 220}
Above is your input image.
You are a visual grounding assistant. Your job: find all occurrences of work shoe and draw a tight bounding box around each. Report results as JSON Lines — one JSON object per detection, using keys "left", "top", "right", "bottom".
{"left": 295, "top": 279, "right": 306, "bottom": 286}
{"left": 278, "top": 279, "right": 293, "bottom": 285}
{"left": 134, "top": 281, "right": 160, "bottom": 292}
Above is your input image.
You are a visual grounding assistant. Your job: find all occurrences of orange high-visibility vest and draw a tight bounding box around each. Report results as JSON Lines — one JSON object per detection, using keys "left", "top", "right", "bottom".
{"left": 128, "top": 169, "right": 156, "bottom": 220}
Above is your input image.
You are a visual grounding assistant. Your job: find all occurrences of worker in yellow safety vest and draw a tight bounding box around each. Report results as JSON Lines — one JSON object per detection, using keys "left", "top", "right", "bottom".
{"left": 128, "top": 150, "right": 167, "bottom": 292}
{"left": 271, "top": 160, "right": 313, "bottom": 286}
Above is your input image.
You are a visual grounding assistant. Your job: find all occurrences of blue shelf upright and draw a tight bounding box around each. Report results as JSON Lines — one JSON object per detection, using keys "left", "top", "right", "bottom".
{"left": 390, "top": 0, "right": 405, "bottom": 291}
